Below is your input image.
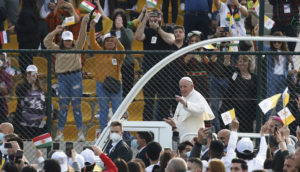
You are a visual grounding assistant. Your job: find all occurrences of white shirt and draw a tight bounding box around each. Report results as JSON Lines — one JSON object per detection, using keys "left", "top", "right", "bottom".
{"left": 145, "top": 162, "right": 159, "bottom": 172}
{"left": 219, "top": 2, "right": 246, "bottom": 36}
{"left": 173, "top": 89, "right": 215, "bottom": 141}
{"left": 273, "top": 55, "right": 285, "bottom": 75}
{"left": 246, "top": 136, "right": 267, "bottom": 172}
{"left": 109, "top": 139, "right": 122, "bottom": 153}
{"left": 202, "top": 131, "right": 238, "bottom": 172}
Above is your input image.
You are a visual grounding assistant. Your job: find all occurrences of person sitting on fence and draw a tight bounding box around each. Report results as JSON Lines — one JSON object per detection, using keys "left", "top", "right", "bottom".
{"left": 44, "top": 15, "right": 90, "bottom": 142}
{"left": 13, "top": 65, "right": 47, "bottom": 140}
{"left": 89, "top": 20, "right": 125, "bottom": 132}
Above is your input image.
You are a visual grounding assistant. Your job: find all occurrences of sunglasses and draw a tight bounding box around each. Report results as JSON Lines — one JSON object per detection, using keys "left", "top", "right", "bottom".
{"left": 272, "top": 41, "right": 282, "bottom": 44}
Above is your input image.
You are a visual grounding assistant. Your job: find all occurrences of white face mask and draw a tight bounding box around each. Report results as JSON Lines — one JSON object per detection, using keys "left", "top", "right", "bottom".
{"left": 110, "top": 133, "right": 121, "bottom": 142}
{"left": 0, "top": 143, "right": 8, "bottom": 155}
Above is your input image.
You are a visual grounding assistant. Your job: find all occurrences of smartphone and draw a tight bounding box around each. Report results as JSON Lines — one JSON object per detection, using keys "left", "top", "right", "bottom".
{"left": 53, "top": 142, "right": 60, "bottom": 150}
{"left": 15, "top": 150, "right": 23, "bottom": 160}
{"left": 222, "top": 27, "right": 229, "bottom": 32}
{"left": 65, "top": 142, "right": 73, "bottom": 157}
{"left": 4, "top": 142, "right": 12, "bottom": 149}
{"left": 274, "top": 125, "right": 278, "bottom": 134}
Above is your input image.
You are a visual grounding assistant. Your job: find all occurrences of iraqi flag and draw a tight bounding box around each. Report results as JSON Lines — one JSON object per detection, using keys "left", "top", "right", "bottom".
{"left": 0, "top": 31, "right": 10, "bottom": 44}
{"left": 80, "top": 0, "right": 96, "bottom": 12}
{"left": 32, "top": 133, "right": 53, "bottom": 149}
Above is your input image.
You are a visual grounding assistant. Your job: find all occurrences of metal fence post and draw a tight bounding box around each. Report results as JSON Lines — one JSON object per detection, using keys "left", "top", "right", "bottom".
{"left": 45, "top": 52, "right": 52, "bottom": 134}
{"left": 256, "top": 0, "right": 265, "bottom": 133}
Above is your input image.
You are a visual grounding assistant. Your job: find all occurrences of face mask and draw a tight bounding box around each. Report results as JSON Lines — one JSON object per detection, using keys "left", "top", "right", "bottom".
{"left": 0, "top": 143, "right": 8, "bottom": 155}
{"left": 186, "top": 151, "right": 191, "bottom": 158}
{"left": 201, "top": 145, "right": 206, "bottom": 152}
{"left": 0, "top": 133, "right": 4, "bottom": 143}
{"left": 110, "top": 133, "right": 121, "bottom": 142}
{"left": 131, "top": 139, "right": 139, "bottom": 149}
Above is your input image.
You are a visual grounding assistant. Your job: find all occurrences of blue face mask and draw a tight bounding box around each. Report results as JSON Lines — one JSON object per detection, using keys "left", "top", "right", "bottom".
{"left": 201, "top": 145, "right": 206, "bottom": 152}
{"left": 131, "top": 139, "right": 139, "bottom": 150}
{"left": 186, "top": 151, "right": 191, "bottom": 158}
{"left": 0, "top": 133, "right": 3, "bottom": 143}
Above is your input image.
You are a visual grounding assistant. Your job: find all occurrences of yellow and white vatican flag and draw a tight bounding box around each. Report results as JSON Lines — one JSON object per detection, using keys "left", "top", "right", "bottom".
{"left": 282, "top": 87, "right": 290, "bottom": 107}
{"left": 259, "top": 93, "right": 282, "bottom": 114}
{"left": 277, "top": 107, "right": 295, "bottom": 126}
{"left": 221, "top": 108, "right": 236, "bottom": 125}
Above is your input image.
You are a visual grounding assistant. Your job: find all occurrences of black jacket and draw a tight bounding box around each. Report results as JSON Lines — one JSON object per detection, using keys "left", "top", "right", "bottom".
{"left": 106, "top": 140, "right": 133, "bottom": 162}
{"left": 136, "top": 147, "right": 150, "bottom": 167}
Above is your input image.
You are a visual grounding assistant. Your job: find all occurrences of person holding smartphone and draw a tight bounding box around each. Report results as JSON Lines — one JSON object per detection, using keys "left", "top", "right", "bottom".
{"left": 89, "top": 20, "right": 125, "bottom": 132}
{"left": 214, "top": 0, "right": 248, "bottom": 36}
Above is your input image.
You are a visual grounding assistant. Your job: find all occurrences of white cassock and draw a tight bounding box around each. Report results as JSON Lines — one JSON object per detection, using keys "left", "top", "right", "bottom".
{"left": 173, "top": 89, "right": 215, "bottom": 141}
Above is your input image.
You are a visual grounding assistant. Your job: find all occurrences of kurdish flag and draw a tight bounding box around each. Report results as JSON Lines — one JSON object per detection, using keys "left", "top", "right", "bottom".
{"left": 93, "top": 10, "right": 101, "bottom": 23}
{"left": 221, "top": 108, "right": 235, "bottom": 125}
{"left": 0, "top": 31, "right": 10, "bottom": 44}
{"left": 63, "top": 16, "right": 75, "bottom": 26}
{"left": 147, "top": 0, "right": 157, "bottom": 8}
{"left": 33, "top": 133, "right": 53, "bottom": 149}
{"left": 282, "top": 87, "right": 290, "bottom": 107}
{"left": 80, "top": 0, "right": 95, "bottom": 12}
{"left": 277, "top": 107, "right": 295, "bottom": 126}
{"left": 259, "top": 93, "right": 282, "bottom": 114}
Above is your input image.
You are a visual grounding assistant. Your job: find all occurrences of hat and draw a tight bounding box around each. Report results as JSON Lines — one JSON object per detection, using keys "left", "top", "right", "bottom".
{"left": 80, "top": 148, "right": 95, "bottom": 165}
{"left": 187, "top": 30, "right": 202, "bottom": 39}
{"left": 51, "top": 151, "right": 68, "bottom": 172}
{"left": 68, "top": 154, "right": 85, "bottom": 169}
{"left": 62, "top": 31, "right": 73, "bottom": 41}
{"left": 273, "top": 116, "right": 284, "bottom": 126}
{"left": 181, "top": 77, "right": 193, "bottom": 84}
{"left": 26, "top": 65, "right": 38, "bottom": 74}
{"left": 148, "top": 9, "right": 161, "bottom": 17}
{"left": 102, "top": 33, "right": 115, "bottom": 41}
{"left": 237, "top": 138, "right": 253, "bottom": 153}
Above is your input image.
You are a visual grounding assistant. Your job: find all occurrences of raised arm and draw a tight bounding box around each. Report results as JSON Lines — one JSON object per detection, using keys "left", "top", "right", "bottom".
{"left": 75, "top": 15, "right": 89, "bottom": 49}
{"left": 89, "top": 20, "right": 103, "bottom": 50}
{"left": 157, "top": 27, "right": 175, "bottom": 45}
{"left": 94, "top": 0, "right": 107, "bottom": 19}
{"left": 135, "top": 11, "right": 148, "bottom": 41}
{"left": 43, "top": 25, "right": 63, "bottom": 49}
{"left": 232, "top": 0, "right": 248, "bottom": 17}
{"left": 214, "top": 0, "right": 222, "bottom": 11}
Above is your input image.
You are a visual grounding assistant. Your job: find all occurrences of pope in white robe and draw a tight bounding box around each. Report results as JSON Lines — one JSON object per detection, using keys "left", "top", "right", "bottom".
{"left": 173, "top": 77, "right": 215, "bottom": 141}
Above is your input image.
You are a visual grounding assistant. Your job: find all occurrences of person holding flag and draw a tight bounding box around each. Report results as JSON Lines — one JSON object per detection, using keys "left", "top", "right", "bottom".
{"left": 214, "top": 0, "right": 249, "bottom": 36}
{"left": 44, "top": 15, "right": 90, "bottom": 142}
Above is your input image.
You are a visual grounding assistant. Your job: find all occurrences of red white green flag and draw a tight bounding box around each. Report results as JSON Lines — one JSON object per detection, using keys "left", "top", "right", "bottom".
{"left": 80, "top": 0, "right": 96, "bottom": 12}
{"left": 32, "top": 133, "right": 53, "bottom": 149}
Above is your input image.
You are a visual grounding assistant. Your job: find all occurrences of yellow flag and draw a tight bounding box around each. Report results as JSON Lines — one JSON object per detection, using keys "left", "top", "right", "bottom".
{"left": 278, "top": 107, "right": 295, "bottom": 126}
{"left": 258, "top": 94, "right": 282, "bottom": 114}
{"left": 221, "top": 108, "right": 235, "bottom": 125}
{"left": 282, "top": 87, "right": 290, "bottom": 107}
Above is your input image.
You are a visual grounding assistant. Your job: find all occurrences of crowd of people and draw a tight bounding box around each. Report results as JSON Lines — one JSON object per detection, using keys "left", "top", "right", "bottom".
{"left": 0, "top": 114, "right": 299, "bottom": 171}
{"left": 0, "top": 0, "right": 299, "bottom": 170}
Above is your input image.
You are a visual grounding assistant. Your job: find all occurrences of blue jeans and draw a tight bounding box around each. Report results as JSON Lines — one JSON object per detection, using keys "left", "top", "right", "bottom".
{"left": 58, "top": 72, "right": 83, "bottom": 130}
{"left": 96, "top": 82, "right": 122, "bottom": 131}
{"left": 266, "top": 74, "right": 286, "bottom": 119}
{"left": 209, "top": 76, "right": 229, "bottom": 132}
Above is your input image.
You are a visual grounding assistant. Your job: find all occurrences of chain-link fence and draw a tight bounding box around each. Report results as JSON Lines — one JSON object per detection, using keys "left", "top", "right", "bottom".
{"left": 1, "top": 48, "right": 300, "bottom": 161}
